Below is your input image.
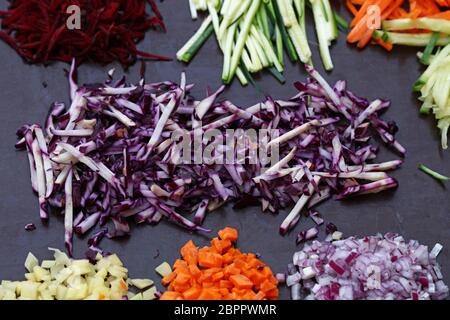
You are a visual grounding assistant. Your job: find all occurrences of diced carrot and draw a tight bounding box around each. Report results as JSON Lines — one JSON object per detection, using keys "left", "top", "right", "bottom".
{"left": 248, "top": 258, "right": 264, "bottom": 268}
{"left": 160, "top": 291, "right": 181, "bottom": 300}
{"left": 198, "top": 250, "right": 223, "bottom": 268}
{"left": 202, "top": 282, "right": 215, "bottom": 288}
{"left": 173, "top": 284, "right": 191, "bottom": 293}
{"left": 265, "top": 288, "right": 279, "bottom": 299}
{"left": 211, "top": 271, "right": 224, "bottom": 282}
{"left": 219, "top": 280, "right": 233, "bottom": 288}
{"left": 211, "top": 238, "right": 232, "bottom": 254}
{"left": 173, "top": 259, "right": 188, "bottom": 270}
{"left": 189, "top": 264, "right": 201, "bottom": 277}
{"left": 255, "top": 291, "right": 266, "bottom": 300}
{"left": 219, "top": 288, "right": 230, "bottom": 296}
{"left": 247, "top": 270, "right": 266, "bottom": 285}
{"left": 218, "top": 227, "right": 238, "bottom": 241}
{"left": 229, "top": 274, "right": 254, "bottom": 290}
{"left": 224, "top": 264, "right": 241, "bottom": 276}
{"left": 160, "top": 227, "right": 278, "bottom": 300}
{"left": 198, "top": 288, "right": 221, "bottom": 300}
{"left": 222, "top": 252, "right": 234, "bottom": 264}
{"left": 173, "top": 271, "right": 191, "bottom": 286}
{"left": 242, "top": 290, "right": 257, "bottom": 300}
{"left": 180, "top": 240, "right": 198, "bottom": 265}
{"left": 260, "top": 279, "right": 277, "bottom": 292}
{"left": 183, "top": 287, "right": 202, "bottom": 300}
{"left": 161, "top": 271, "right": 177, "bottom": 286}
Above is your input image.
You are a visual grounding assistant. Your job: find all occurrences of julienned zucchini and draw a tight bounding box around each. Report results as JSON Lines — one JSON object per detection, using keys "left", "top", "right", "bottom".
{"left": 176, "top": 16, "right": 214, "bottom": 63}
{"left": 414, "top": 43, "right": 450, "bottom": 149}
{"left": 178, "top": 0, "right": 343, "bottom": 85}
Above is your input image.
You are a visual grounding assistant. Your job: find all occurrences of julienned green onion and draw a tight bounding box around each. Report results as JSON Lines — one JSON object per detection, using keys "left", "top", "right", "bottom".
{"left": 418, "top": 164, "right": 450, "bottom": 182}
{"left": 177, "top": 0, "right": 339, "bottom": 86}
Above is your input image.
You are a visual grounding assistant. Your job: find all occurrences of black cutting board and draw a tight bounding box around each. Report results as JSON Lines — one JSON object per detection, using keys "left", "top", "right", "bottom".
{"left": 0, "top": 2, "right": 448, "bottom": 300}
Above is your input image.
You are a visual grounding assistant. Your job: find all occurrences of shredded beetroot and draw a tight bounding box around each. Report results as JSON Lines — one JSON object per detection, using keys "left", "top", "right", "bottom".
{"left": 0, "top": 0, "right": 170, "bottom": 66}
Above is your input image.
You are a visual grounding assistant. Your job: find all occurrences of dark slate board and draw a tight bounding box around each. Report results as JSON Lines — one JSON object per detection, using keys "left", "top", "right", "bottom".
{"left": 0, "top": 2, "right": 449, "bottom": 300}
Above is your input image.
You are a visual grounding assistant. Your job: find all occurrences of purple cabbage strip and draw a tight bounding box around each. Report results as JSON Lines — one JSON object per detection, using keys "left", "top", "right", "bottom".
{"left": 16, "top": 61, "right": 405, "bottom": 255}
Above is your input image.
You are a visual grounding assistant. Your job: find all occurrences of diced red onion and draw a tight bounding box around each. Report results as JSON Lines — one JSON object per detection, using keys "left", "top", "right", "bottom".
{"left": 286, "top": 234, "right": 449, "bottom": 300}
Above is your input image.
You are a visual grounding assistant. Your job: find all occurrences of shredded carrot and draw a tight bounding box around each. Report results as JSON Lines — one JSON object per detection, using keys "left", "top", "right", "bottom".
{"left": 346, "top": 0, "right": 450, "bottom": 51}
{"left": 430, "top": 10, "right": 450, "bottom": 20}
{"left": 346, "top": 0, "right": 359, "bottom": 16}
{"left": 159, "top": 227, "right": 279, "bottom": 300}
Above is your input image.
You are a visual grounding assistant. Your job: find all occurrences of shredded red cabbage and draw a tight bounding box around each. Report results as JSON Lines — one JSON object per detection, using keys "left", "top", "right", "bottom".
{"left": 16, "top": 61, "right": 404, "bottom": 256}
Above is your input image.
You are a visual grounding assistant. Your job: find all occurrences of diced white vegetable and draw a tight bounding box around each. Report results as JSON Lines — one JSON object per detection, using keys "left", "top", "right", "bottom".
{"left": 41, "top": 260, "right": 56, "bottom": 269}
{"left": 130, "top": 292, "right": 143, "bottom": 300}
{"left": 155, "top": 262, "right": 172, "bottom": 277}
{"left": 129, "top": 279, "right": 154, "bottom": 290}
{"left": 430, "top": 243, "right": 443, "bottom": 259}
{"left": 0, "top": 250, "right": 156, "bottom": 300}
{"left": 302, "top": 267, "right": 316, "bottom": 280}
{"left": 332, "top": 231, "right": 344, "bottom": 240}
{"left": 142, "top": 286, "right": 157, "bottom": 300}
{"left": 24, "top": 252, "right": 39, "bottom": 272}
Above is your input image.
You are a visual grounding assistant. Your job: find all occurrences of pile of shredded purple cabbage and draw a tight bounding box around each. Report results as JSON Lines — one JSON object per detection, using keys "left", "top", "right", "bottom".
{"left": 16, "top": 61, "right": 405, "bottom": 256}
{"left": 283, "top": 234, "right": 448, "bottom": 300}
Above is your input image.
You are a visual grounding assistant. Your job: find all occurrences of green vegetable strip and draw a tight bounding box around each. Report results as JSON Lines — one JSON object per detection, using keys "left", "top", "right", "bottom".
{"left": 294, "top": 0, "right": 305, "bottom": 32}
{"left": 259, "top": 5, "right": 271, "bottom": 41}
{"left": 250, "top": 34, "right": 270, "bottom": 68}
{"left": 176, "top": 16, "right": 214, "bottom": 63}
{"left": 207, "top": 2, "right": 248, "bottom": 86}
{"left": 310, "top": 0, "right": 333, "bottom": 71}
{"left": 222, "top": 24, "right": 237, "bottom": 81}
{"left": 220, "top": 0, "right": 232, "bottom": 15}
{"left": 245, "top": 32, "right": 263, "bottom": 71}
{"left": 281, "top": 0, "right": 311, "bottom": 63}
{"left": 250, "top": 27, "right": 272, "bottom": 67}
{"left": 226, "top": 0, "right": 261, "bottom": 84}
{"left": 207, "top": 1, "right": 221, "bottom": 34}
{"left": 219, "top": 0, "right": 251, "bottom": 40}
{"left": 268, "top": 66, "right": 286, "bottom": 84}
{"left": 421, "top": 32, "right": 440, "bottom": 65}
{"left": 288, "top": 25, "right": 312, "bottom": 63}
{"left": 383, "top": 18, "right": 450, "bottom": 35}
{"left": 333, "top": 10, "right": 349, "bottom": 31}
{"left": 253, "top": 26, "right": 284, "bottom": 72}
{"left": 275, "top": 26, "right": 284, "bottom": 64}
{"left": 241, "top": 48, "right": 255, "bottom": 72}
{"left": 293, "top": 0, "right": 304, "bottom": 21}
{"left": 321, "top": 0, "right": 338, "bottom": 41}
{"left": 418, "top": 164, "right": 450, "bottom": 182}
{"left": 414, "top": 43, "right": 450, "bottom": 149}
{"left": 272, "top": 0, "right": 299, "bottom": 62}
{"left": 385, "top": 32, "right": 450, "bottom": 47}
{"left": 417, "top": 45, "right": 450, "bottom": 86}
{"left": 239, "top": 62, "right": 259, "bottom": 89}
